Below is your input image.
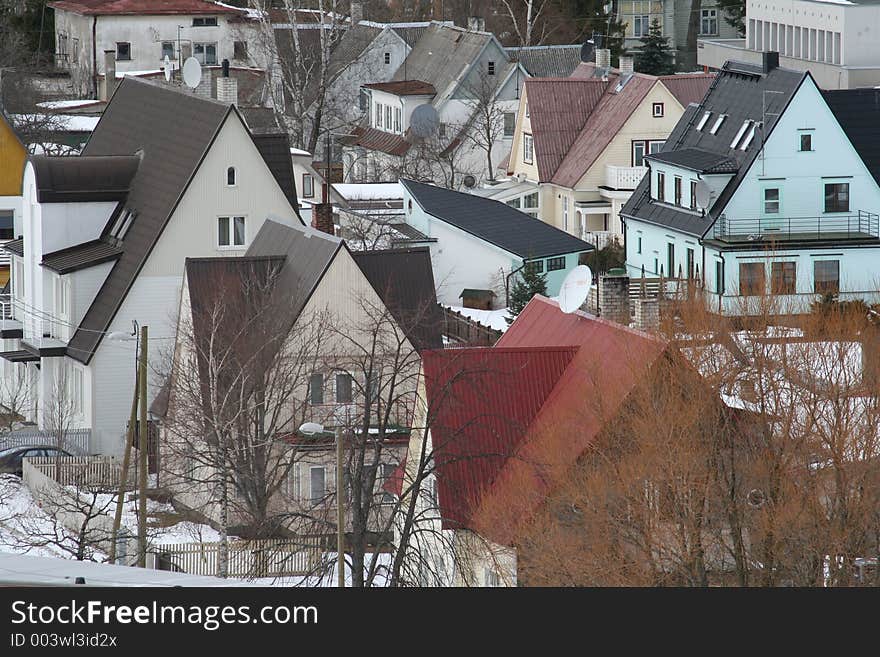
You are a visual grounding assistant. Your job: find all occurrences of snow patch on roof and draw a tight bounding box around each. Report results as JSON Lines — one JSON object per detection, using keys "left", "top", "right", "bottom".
{"left": 333, "top": 182, "right": 402, "bottom": 201}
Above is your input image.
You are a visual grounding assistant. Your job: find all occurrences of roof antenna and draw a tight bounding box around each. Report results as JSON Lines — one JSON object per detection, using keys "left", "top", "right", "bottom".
{"left": 760, "top": 90, "right": 783, "bottom": 175}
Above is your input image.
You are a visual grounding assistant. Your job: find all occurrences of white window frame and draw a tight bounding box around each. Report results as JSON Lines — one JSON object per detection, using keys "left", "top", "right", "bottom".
{"left": 193, "top": 42, "right": 218, "bottom": 65}
{"left": 700, "top": 9, "right": 718, "bottom": 36}
{"left": 393, "top": 106, "right": 401, "bottom": 133}
{"left": 562, "top": 196, "right": 569, "bottom": 232}
{"left": 310, "top": 466, "right": 326, "bottom": 504}
{"left": 696, "top": 111, "right": 711, "bottom": 131}
{"left": 709, "top": 114, "right": 727, "bottom": 135}
{"left": 375, "top": 102, "right": 383, "bottom": 129}
{"left": 523, "top": 133, "right": 534, "bottom": 164}
{"left": 302, "top": 173, "right": 314, "bottom": 198}
{"left": 503, "top": 112, "right": 515, "bottom": 138}
{"left": 226, "top": 166, "right": 236, "bottom": 187}
{"left": 69, "top": 363, "right": 84, "bottom": 416}
{"left": 652, "top": 102, "right": 664, "bottom": 117}
{"left": 217, "top": 215, "right": 246, "bottom": 248}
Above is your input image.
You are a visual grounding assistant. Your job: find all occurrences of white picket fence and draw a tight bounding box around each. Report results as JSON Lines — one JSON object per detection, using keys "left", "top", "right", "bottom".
{"left": 24, "top": 455, "right": 137, "bottom": 490}
{"left": 153, "top": 538, "right": 323, "bottom": 578}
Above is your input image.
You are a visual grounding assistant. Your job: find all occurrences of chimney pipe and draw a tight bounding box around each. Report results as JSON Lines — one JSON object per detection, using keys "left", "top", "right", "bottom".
{"left": 312, "top": 203, "right": 335, "bottom": 236}
{"left": 351, "top": 1, "right": 363, "bottom": 24}
{"left": 762, "top": 50, "right": 779, "bottom": 73}
{"left": 222, "top": 58, "right": 230, "bottom": 77}
{"left": 595, "top": 48, "right": 611, "bottom": 69}
{"left": 468, "top": 16, "right": 485, "bottom": 32}
{"left": 103, "top": 49, "right": 116, "bottom": 101}
{"left": 619, "top": 55, "right": 634, "bottom": 74}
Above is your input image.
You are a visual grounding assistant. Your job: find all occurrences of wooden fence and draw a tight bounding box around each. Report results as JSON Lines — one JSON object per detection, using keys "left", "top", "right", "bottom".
{"left": 440, "top": 305, "right": 501, "bottom": 347}
{"left": 153, "top": 538, "right": 323, "bottom": 578}
{"left": 25, "top": 455, "right": 137, "bottom": 491}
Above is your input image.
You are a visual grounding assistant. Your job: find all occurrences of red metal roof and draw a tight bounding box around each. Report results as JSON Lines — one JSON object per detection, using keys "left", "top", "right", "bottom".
{"left": 521, "top": 78, "right": 608, "bottom": 182}
{"left": 363, "top": 80, "right": 436, "bottom": 96}
{"left": 422, "top": 346, "right": 577, "bottom": 530}
{"left": 352, "top": 126, "right": 412, "bottom": 156}
{"left": 49, "top": 0, "right": 242, "bottom": 16}
{"left": 659, "top": 73, "right": 715, "bottom": 109}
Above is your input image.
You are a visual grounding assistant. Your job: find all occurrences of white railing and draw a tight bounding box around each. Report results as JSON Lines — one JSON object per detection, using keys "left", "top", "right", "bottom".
{"left": 605, "top": 164, "right": 647, "bottom": 190}
{"left": 582, "top": 230, "right": 622, "bottom": 251}
{"left": 24, "top": 455, "right": 134, "bottom": 490}
{"left": 153, "top": 538, "right": 324, "bottom": 578}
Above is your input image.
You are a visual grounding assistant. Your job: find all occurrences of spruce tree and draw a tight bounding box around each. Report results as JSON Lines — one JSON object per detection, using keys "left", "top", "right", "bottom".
{"left": 634, "top": 18, "right": 674, "bottom": 75}
{"left": 506, "top": 262, "right": 548, "bottom": 324}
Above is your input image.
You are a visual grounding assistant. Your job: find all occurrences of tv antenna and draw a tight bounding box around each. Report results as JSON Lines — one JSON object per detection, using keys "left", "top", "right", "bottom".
{"left": 558, "top": 265, "right": 592, "bottom": 314}
{"left": 182, "top": 56, "right": 202, "bottom": 90}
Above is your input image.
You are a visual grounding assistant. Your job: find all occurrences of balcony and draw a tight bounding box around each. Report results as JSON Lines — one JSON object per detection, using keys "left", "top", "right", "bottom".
{"left": 711, "top": 211, "right": 880, "bottom": 243}
{"left": 0, "top": 294, "right": 22, "bottom": 338}
{"left": 605, "top": 165, "right": 647, "bottom": 191}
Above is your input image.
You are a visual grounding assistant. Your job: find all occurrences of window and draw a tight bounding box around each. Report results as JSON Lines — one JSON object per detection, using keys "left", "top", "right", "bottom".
{"left": 674, "top": 177, "right": 682, "bottom": 206}
{"left": 689, "top": 180, "right": 698, "bottom": 210}
{"left": 393, "top": 107, "right": 401, "bottom": 133}
{"left": 439, "top": 123, "right": 447, "bottom": 138}
{"left": 763, "top": 188, "right": 780, "bottom": 214}
{"left": 523, "top": 192, "right": 539, "bottom": 210}
{"left": 488, "top": 61, "right": 496, "bottom": 75}
{"left": 524, "top": 260, "right": 544, "bottom": 274}
{"left": 649, "top": 141, "right": 664, "bottom": 154}
{"left": 824, "top": 182, "right": 849, "bottom": 213}
{"left": 633, "top": 15, "right": 650, "bottom": 37}
{"left": 503, "top": 112, "right": 515, "bottom": 138}
{"left": 302, "top": 173, "right": 314, "bottom": 198}
{"left": 335, "top": 373, "right": 353, "bottom": 403}
{"left": 686, "top": 248, "right": 695, "bottom": 279}
{"left": 109, "top": 209, "right": 136, "bottom": 240}
{"left": 548, "top": 256, "right": 565, "bottom": 271}
{"left": 374, "top": 102, "right": 382, "bottom": 128}
{"left": 709, "top": 114, "right": 726, "bottom": 134}
{"left": 771, "top": 261, "right": 797, "bottom": 295}
{"left": 381, "top": 463, "right": 396, "bottom": 504}
{"left": 739, "top": 121, "right": 758, "bottom": 150}
{"left": 217, "top": 216, "right": 246, "bottom": 247}
{"left": 715, "top": 260, "right": 724, "bottom": 294}
{"left": 14, "top": 260, "right": 24, "bottom": 300}
{"left": 194, "top": 42, "right": 217, "bottom": 65}
{"left": 309, "top": 373, "right": 323, "bottom": 405}
{"left": 799, "top": 133, "right": 812, "bottom": 152}
{"left": 285, "top": 463, "right": 301, "bottom": 499}
{"left": 234, "top": 41, "right": 247, "bottom": 60}
{"left": 310, "top": 466, "right": 326, "bottom": 504}
{"left": 739, "top": 262, "right": 765, "bottom": 296}
{"left": 633, "top": 141, "right": 646, "bottom": 167}
{"left": 562, "top": 196, "right": 569, "bottom": 232}
{"left": 523, "top": 134, "right": 534, "bottom": 164}
{"left": 637, "top": 236, "right": 642, "bottom": 254}
{"left": 69, "top": 365, "right": 84, "bottom": 415}
{"left": 506, "top": 197, "right": 521, "bottom": 209}
{"left": 384, "top": 52, "right": 391, "bottom": 65}
{"left": 667, "top": 243, "right": 675, "bottom": 278}
{"left": 226, "top": 166, "right": 236, "bottom": 186}
{"left": 731, "top": 120, "right": 751, "bottom": 149}
{"left": 484, "top": 570, "right": 501, "bottom": 587}
{"left": 385, "top": 105, "right": 392, "bottom": 131}
{"left": 161, "top": 41, "right": 175, "bottom": 60}
{"left": 0, "top": 210, "right": 13, "bottom": 240}
{"left": 814, "top": 260, "right": 840, "bottom": 295}
{"left": 192, "top": 16, "right": 218, "bottom": 26}
{"left": 652, "top": 102, "right": 664, "bottom": 117}
{"left": 700, "top": 9, "right": 718, "bottom": 35}
{"left": 116, "top": 42, "right": 131, "bottom": 61}
{"left": 366, "top": 372, "right": 379, "bottom": 404}
{"left": 359, "top": 90, "right": 368, "bottom": 112}
{"left": 696, "top": 111, "right": 711, "bottom": 131}
{"left": 55, "top": 277, "right": 69, "bottom": 319}
{"left": 656, "top": 171, "right": 665, "bottom": 202}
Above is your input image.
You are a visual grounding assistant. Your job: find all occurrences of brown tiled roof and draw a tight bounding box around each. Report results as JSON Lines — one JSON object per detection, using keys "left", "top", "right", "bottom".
{"left": 352, "top": 126, "right": 412, "bottom": 156}
{"left": 522, "top": 78, "right": 607, "bottom": 182}
{"left": 49, "top": 0, "right": 243, "bottom": 15}
{"left": 659, "top": 73, "right": 715, "bottom": 109}
{"left": 363, "top": 80, "right": 436, "bottom": 96}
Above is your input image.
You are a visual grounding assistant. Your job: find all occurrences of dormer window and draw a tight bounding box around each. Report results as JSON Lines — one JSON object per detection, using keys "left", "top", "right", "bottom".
{"left": 696, "top": 111, "right": 711, "bottom": 131}
{"left": 109, "top": 209, "right": 136, "bottom": 241}
{"left": 488, "top": 61, "right": 496, "bottom": 75}
{"left": 226, "top": 166, "right": 236, "bottom": 186}
{"left": 656, "top": 171, "right": 665, "bottom": 202}
{"left": 709, "top": 114, "right": 727, "bottom": 134}
{"left": 384, "top": 52, "right": 391, "bottom": 65}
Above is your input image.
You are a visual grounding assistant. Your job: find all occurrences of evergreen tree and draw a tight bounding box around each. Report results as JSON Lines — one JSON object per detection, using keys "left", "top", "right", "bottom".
{"left": 506, "top": 262, "right": 548, "bottom": 325}
{"left": 634, "top": 18, "right": 674, "bottom": 76}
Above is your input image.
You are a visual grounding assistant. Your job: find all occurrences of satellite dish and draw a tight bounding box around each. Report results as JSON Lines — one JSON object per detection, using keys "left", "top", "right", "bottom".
{"left": 558, "top": 264, "right": 592, "bottom": 314}
{"left": 410, "top": 103, "right": 439, "bottom": 139}
{"left": 579, "top": 41, "right": 594, "bottom": 63}
{"left": 298, "top": 422, "right": 325, "bottom": 436}
{"left": 163, "top": 55, "right": 172, "bottom": 82}
{"left": 694, "top": 179, "right": 712, "bottom": 210}
{"left": 182, "top": 57, "right": 202, "bottom": 89}
{"left": 463, "top": 175, "right": 476, "bottom": 188}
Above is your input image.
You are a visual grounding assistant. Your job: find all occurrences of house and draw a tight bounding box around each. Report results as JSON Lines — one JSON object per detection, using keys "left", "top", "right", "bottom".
{"left": 399, "top": 178, "right": 593, "bottom": 307}
{"left": 498, "top": 48, "right": 713, "bottom": 248}
{"left": 618, "top": 0, "right": 740, "bottom": 69}
{"left": 343, "top": 22, "right": 527, "bottom": 185}
{"left": 0, "top": 111, "right": 27, "bottom": 287}
{"left": 621, "top": 55, "right": 880, "bottom": 316}
{"left": 392, "top": 294, "right": 716, "bottom": 586}
{"left": 49, "top": 0, "right": 265, "bottom": 97}
{"left": 0, "top": 77, "right": 301, "bottom": 455}
{"left": 504, "top": 45, "right": 584, "bottom": 79}
{"left": 699, "top": 0, "right": 880, "bottom": 89}
{"left": 162, "top": 220, "right": 437, "bottom": 537}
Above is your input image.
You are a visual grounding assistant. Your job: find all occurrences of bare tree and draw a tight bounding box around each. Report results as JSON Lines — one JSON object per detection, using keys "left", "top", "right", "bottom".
{"left": 459, "top": 73, "right": 510, "bottom": 182}
{"left": 500, "top": 0, "right": 553, "bottom": 46}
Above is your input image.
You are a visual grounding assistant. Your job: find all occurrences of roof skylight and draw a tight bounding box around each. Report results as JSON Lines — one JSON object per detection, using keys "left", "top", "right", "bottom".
{"left": 696, "top": 111, "right": 711, "bottom": 131}
{"left": 709, "top": 114, "right": 727, "bottom": 135}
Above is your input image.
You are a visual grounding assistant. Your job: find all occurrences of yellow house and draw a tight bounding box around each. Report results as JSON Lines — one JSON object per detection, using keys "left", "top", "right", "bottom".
{"left": 494, "top": 52, "right": 713, "bottom": 250}
{"left": 0, "top": 111, "right": 27, "bottom": 285}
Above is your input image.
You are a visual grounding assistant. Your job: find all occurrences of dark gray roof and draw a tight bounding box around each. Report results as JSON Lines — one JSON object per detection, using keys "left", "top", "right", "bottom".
{"left": 327, "top": 23, "right": 383, "bottom": 81}
{"left": 823, "top": 88, "right": 880, "bottom": 188}
{"left": 41, "top": 239, "right": 123, "bottom": 274}
{"left": 400, "top": 179, "right": 592, "bottom": 258}
{"left": 239, "top": 107, "right": 282, "bottom": 134}
{"left": 391, "top": 25, "right": 428, "bottom": 47}
{"left": 4, "top": 238, "right": 23, "bottom": 257}
{"left": 621, "top": 62, "right": 806, "bottom": 237}
{"left": 351, "top": 247, "right": 442, "bottom": 351}
{"left": 31, "top": 154, "right": 140, "bottom": 203}
{"left": 66, "top": 77, "right": 299, "bottom": 364}
{"left": 505, "top": 45, "right": 582, "bottom": 78}
{"left": 646, "top": 147, "right": 738, "bottom": 174}
{"left": 251, "top": 132, "right": 300, "bottom": 213}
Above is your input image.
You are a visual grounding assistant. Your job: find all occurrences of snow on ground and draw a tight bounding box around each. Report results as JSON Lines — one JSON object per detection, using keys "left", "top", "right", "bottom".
{"left": 333, "top": 182, "right": 402, "bottom": 201}
{"left": 290, "top": 147, "right": 311, "bottom": 156}
{"left": 12, "top": 113, "right": 100, "bottom": 132}
{"left": 445, "top": 305, "right": 510, "bottom": 332}
{"left": 37, "top": 99, "right": 103, "bottom": 110}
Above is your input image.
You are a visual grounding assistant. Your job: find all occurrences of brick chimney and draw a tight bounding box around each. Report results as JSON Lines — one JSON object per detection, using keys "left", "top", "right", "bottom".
{"left": 468, "top": 16, "right": 485, "bottom": 32}
{"left": 216, "top": 59, "right": 238, "bottom": 104}
{"left": 598, "top": 272, "right": 630, "bottom": 326}
{"left": 103, "top": 50, "right": 116, "bottom": 101}
{"left": 595, "top": 48, "right": 611, "bottom": 69}
{"left": 619, "top": 55, "right": 634, "bottom": 74}
{"left": 195, "top": 67, "right": 213, "bottom": 99}
{"left": 351, "top": 1, "right": 363, "bottom": 24}
{"left": 312, "top": 202, "right": 335, "bottom": 235}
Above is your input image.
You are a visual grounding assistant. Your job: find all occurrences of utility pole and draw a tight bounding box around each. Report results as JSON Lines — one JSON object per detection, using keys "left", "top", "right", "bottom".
{"left": 137, "top": 325, "right": 148, "bottom": 567}
{"left": 108, "top": 373, "right": 139, "bottom": 563}
{"left": 336, "top": 426, "right": 344, "bottom": 588}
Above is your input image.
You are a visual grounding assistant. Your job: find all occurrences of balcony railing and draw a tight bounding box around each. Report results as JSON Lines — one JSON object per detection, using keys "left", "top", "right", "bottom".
{"left": 711, "top": 211, "right": 880, "bottom": 242}
{"left": 605, "top": 164, "right": 647, "bottom": 190}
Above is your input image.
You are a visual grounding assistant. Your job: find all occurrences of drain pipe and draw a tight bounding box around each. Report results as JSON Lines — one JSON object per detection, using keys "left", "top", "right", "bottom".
{"left": 505, "top": 262, "right": 527, "bottom": 308}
